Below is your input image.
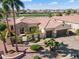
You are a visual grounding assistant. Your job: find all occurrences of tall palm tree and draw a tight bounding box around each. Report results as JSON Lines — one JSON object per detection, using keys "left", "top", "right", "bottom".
{"left": 0, "top": 23, "right": 8, "bottom": 53}
{"left": 7, "top": 0, "right": 24, "bottom": 52}
{"left": 0, "top": 8, "right": 3, "bottom": 19}
{"left": 15, "top": 5, "right": 20, "bottom": 17}
{"left": 1, "top": 1, "right": 15, "bottom": 47}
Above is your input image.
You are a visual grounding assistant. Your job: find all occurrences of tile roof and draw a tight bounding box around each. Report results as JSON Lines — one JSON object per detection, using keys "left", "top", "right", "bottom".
{"left": 8, "top": 17, "right": 50, "bottom": 29}
{"left": 21, "top": 17, "right": 40, "bottom": 24}
{"left": 35, "top": 17, "right": 50, "bottom": 29}
{"left": 55, "top": 24, "right": 71, "bottom": 30}
{"left": 45, "top": 20, "right": 63, "bottom": 30}
{"left": 52, "top": 15, "right": 79, "bottom": 24}
{"left": 8, "top": 17, "right": 40, "bottom": 25}
{"left": 5, "top": 17, "right": 20, "bottom": 25}
{"left": 8, "top": 15, "right": 79, "bottom": 30}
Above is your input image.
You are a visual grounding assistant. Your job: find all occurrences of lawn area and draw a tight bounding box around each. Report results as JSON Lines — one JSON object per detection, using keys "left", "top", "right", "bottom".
{"left": 19, "top": 13, "right": 54, "bottom": 17}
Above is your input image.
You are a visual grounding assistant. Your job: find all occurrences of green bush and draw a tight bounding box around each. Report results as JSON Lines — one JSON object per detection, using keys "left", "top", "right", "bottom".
{"left": 76, "top": 29, "right": 79, "bottom": 36}
{"left": 33, "top": 56, "right": 41, "bottom": 59}
{"left": 30, "top": 45, "right": 41, "bottom": 51}
{"left": 0, "top": 23, "right": 7, "bottom": 31}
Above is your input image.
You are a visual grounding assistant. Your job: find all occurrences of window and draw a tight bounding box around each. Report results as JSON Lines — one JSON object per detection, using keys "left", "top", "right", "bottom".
{"left": 29, "top": 26, "right": 37, "bottom": 33}
{"left": 11, "top": 25, "right": 13, "bottom": 30}
{"left": 20, "top": 27, "right": 24, "bottom": 34}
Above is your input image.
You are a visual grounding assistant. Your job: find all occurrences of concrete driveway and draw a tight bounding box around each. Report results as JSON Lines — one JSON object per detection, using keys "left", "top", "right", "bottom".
{"left": 55, "top": 36, "right": 79, "bottom": 50}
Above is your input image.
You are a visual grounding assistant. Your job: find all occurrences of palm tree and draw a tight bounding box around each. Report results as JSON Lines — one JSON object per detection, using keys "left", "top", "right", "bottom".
{"left": 0, "top": 8, "right": 4, "bottom": 19}
{"left": 0, "top": 23, "right": 8, "bottom": 53}
{"left": 1, "top": 1, "right": 15, "bottom": 47}
{"left": 7, "top": 0, "right": 24, "bottom": 52}
{"left": 64, "top": 9, "right": 73, "bottom": 15}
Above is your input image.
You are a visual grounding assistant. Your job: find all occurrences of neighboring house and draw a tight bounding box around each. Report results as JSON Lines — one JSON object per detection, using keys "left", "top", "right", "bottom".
{"left": 53, "top": 15, "right": 79, "bottom": 30}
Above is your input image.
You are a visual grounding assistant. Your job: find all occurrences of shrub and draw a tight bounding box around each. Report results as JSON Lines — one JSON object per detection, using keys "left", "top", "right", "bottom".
{"left": 33, "top": 56, "right": 41, "bottom": 59}
{"left": 0, "top": 23, "right": 7, "bottom": 31}
{"left": 30, "top": 44, "right": 41, "bottom": 51}
{"left": 76, "top": 29, "right": 79, "bottom": 36}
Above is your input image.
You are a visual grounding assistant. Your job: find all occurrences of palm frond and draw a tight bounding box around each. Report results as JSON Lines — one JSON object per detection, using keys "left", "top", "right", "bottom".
{"left": 2, "top": 0, "right": 10, "bottom": 13}
{"left": 15, "top": 0, "right": 24, "bottom": 8}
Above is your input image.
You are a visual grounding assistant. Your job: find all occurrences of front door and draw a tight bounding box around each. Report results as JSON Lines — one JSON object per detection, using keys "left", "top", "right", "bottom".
{"left": 20, "top": 27, "right": 24, "bottom": 34}
{"left": 46, "top": 31, "right": 52, "bottom": 38}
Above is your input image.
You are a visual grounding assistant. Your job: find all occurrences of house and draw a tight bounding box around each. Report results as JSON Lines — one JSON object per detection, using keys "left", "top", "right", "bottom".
{"left": 7, "top": 16, "right": 72, "bottom": 38}
{"left": 7, "top": 17, "right": 40, "bottom": 35}
{"left": 44, "top": 19, "right": 71, "bottom": 38}
{"left": 52, "top": 15, "right": 79, "bottom": 30}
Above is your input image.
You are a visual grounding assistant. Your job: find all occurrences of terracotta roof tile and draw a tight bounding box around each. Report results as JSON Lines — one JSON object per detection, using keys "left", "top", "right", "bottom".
{"left": 8, "top": 17, "right": 50, "bottom": 29}
{"left": 52, "top": 15, "right": 79, "bottom": 24}
{"left": 45, "top": 20, "right": 62, "bottom": 30}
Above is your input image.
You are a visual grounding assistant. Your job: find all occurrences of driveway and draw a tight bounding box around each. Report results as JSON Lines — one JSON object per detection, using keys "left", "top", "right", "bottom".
{"left": 55, "top": 36, "right": 79, "bottom": 50}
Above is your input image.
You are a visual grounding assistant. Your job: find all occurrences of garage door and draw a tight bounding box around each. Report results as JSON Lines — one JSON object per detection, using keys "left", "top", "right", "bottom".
{"left": 57, "top": 29, "right": 67, "bottom": 37}
{"left": 46, "top": 31, "right": 52, "bottom": 38}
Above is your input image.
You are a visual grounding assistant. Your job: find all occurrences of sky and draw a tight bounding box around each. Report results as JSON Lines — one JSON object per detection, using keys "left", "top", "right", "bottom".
{"left": 0, "top": 0, "right": 79, "bottom": 10}
{"left": 20, "top": 0, "right": 79, "bottom": 10}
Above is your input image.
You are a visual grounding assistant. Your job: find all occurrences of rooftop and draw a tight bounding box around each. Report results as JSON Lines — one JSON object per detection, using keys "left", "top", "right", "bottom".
{"left": 45, "top": 20, "right": 63, "bottom": 30}
{"left": 52, "top": 15, "right": 79, "bottom": 24}
{"left": 7, "top": 15, "right": 79, "bottom": 30}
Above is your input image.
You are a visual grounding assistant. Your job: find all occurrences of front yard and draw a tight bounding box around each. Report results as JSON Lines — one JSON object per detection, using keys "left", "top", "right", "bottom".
{"left": 23, "top": 36, "right": 79, "bottom": 59}
{"left": 0, "top": 36, "right": 79, "bottom": 59}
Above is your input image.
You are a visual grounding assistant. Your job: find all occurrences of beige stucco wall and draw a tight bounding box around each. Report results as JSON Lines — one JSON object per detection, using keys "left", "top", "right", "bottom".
{"left": 13, "top": 22, "right": 39, "bottom": 35}
{"left": 56, "top": 19, "right": 79, "bottom": 30}
{"left": 15, "top": 22, "right": 28, "bottom": 35}
{"left": 66, "top": 22, "right": 79, "bottom": 30}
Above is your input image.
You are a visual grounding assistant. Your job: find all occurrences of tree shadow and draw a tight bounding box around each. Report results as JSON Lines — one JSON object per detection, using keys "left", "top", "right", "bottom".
{"left": 19, "top": 43, "right": 79, "bottom": 59}
{"left": 39, "top": 43, "right": 79, "bottom": 59}
{"left": 56, "top": 43, "right": 79, "bottom": 59}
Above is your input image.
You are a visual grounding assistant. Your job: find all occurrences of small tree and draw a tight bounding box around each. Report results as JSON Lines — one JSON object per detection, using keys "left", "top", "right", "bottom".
{"left": 64, "top": 9, "right": 73, "bottom": 15}
{"left": 33, "top": 55, "right": 41, "bottom": 59}
{"left": 45, "top": 39, "right": 60, "bottom": 52}
{"left": 48, "top": 12, "right": 52, "bottom": 18}
{"left": 56, "top": 12, "right": 62, "bottom": 16}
